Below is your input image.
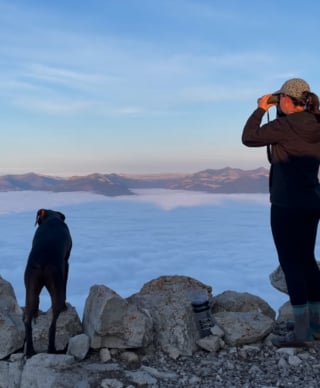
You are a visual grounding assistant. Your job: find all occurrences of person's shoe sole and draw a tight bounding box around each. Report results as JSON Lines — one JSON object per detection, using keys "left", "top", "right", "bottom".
{"left": 272, "top": 336, "right": 314, "bottom": 348}
{"left": 272, "top": 340, "right": 314, "bottom": 348}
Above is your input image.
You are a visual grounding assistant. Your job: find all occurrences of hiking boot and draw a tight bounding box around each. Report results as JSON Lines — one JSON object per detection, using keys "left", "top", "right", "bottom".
{"left": 271, "top": 331, "right": 314, "bottom": 348}
{"left": 286, "top": 320, "right": 294, "bottom": 331}
{"left": 309, "top": 302, "right": 320, "bottom": 340}
{"left": 286, "top": 320, "right": 320, "bottom": 339}
{"left": 273, "top": 304, "right": 313, "bottom": 348}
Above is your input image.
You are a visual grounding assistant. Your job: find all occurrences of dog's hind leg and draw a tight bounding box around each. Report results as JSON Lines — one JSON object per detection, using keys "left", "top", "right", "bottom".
{"left": 46, "top": 272, "right": 66, "bottom": 354}
{"left": 24, "top": 271, "right": 42, "bottom": 358}
{"left": 24, "top": 318, "right": 36, "bottom": 358}
{"left": 48, "top": 295, "right": 66, "bottom": 354}
{"left": 48, "top": 307, "right": 60, "bottom": 354}
{"left": 62, "top": 248, "right": 71, "bottom": 309}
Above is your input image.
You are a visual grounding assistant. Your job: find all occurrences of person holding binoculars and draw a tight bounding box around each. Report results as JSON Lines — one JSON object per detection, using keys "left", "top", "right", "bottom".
{"left": 242, "top": 78, "right": 320, "bottom": 348}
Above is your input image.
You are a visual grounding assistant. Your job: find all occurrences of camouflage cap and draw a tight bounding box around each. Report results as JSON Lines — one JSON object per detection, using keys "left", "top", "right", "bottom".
{"left": 274, "top": 78, "right": 310, "bottom": 100}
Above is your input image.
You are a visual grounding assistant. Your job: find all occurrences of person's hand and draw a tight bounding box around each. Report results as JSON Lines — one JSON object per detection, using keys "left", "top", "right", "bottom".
{"left": 257, "top": 94, "right": 276, "bottom": 111}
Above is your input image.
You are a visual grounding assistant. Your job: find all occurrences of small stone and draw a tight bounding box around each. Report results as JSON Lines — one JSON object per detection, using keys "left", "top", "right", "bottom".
{"left": 120, "top": 351, "right": 140, "bottom": 369}
{"left": 101, "top": 378, "right": 124, "bottom": 388}
{"left": 288, "top": 355, "right": 302, "bottom": 366}
{"left": 197, "top": 335, "right": 221, "bottom": 352}
{"left": 188, "top": 375, "right": 201, "bottom": 384}
{"left": 100, "top": 348, "right": 112, "bottom": 363}
{"left": 249, "top": 365, "right": 262, "bottom": 375}
{"left": 276, "top": 347, "right": 297, "bottom": 356}
{"left": 278, "top": 357, "right": 288, "bottom": 369}
{"left": 210, "top": 325, "right": 224, "bottom": 337}
{"left": 141, "top": 365, "right": 178, "bottom": 379}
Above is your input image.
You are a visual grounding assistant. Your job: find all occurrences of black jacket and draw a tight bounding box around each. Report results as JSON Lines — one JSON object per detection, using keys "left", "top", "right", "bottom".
{"left": 242, "top": 108, "right": 320, "bottom": 209}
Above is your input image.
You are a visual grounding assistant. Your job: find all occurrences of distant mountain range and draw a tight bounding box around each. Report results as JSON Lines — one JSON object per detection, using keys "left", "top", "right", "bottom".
{"left": 0, "top": 167, "right": 269, "bottom": 196}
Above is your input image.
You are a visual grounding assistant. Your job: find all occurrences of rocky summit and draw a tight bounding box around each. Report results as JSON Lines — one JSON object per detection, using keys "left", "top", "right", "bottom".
{"left": 1, "top": 269, "right": 320, "bottom": 387}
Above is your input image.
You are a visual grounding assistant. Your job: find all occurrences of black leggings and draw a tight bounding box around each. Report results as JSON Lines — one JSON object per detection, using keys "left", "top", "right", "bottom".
{"left": 271, "top": 204, "right": 320, "bottom": 306}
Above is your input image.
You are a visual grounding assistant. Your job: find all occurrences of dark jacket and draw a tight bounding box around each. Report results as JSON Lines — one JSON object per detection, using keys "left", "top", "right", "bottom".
{"left": 242, "top": 108, "right": 320, "bottom": 209}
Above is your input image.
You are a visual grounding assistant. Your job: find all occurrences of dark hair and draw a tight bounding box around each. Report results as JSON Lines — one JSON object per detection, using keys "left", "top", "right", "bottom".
{"left": 292, "top": 91, "right": 320, "bottom": 115}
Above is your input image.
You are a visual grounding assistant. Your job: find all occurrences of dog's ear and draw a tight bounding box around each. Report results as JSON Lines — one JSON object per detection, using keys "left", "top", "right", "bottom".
{"left": 35, "top": 209, "right": 46, "bottom": 226}
{"left": 57, "top": 212, "right": 66, "bottom": 222}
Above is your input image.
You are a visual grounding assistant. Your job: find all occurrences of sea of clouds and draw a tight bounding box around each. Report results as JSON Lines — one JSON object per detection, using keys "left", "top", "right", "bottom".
{"left": 0, "top": 189, "right": 302, "bottom": 317}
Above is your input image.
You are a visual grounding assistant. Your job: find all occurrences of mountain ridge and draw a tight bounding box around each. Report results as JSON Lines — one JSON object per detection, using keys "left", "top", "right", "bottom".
{"left": 0, "top": 167, "right": 269, "bottom": 196}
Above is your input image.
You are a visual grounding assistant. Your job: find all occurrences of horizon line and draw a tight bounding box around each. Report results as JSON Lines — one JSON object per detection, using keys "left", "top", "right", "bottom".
{"left": 0, "top": 166, "right": 269, "bottom": 178}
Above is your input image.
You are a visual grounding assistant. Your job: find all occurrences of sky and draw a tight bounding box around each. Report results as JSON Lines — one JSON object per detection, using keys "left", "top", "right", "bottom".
{"left": 1, "top": 0, "right": 320, "bottom": 176}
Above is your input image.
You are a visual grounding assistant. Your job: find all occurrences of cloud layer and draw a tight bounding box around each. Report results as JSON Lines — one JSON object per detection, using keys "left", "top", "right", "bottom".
{"left": 0, "top": 190, "right": 290, "bottom": 317}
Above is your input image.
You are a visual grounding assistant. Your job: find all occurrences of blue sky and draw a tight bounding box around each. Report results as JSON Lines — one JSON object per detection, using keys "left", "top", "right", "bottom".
{"left": 1, "top": 0, "right": 319, "bottom": 176}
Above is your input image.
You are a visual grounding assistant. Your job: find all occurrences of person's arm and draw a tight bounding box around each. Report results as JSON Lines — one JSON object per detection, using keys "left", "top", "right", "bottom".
{"left": 242, "top": 95, "right": 286, "bottom": 147}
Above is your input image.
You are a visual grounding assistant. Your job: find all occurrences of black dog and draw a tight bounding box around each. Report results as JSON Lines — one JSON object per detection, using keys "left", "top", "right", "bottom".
{"left": 23, "top": 209, "right": 72, "bottom": 358}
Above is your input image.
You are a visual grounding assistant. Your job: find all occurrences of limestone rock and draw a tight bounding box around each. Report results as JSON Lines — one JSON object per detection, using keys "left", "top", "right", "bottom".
{"left": 212, "top": 290, "right": 276, "bottom": 320}
{"left": 100, "top": 348, "right": 112, "bottom": 363}
{"left": 82, "top": 285, "right": 153, "bottom": 349}
{"left": 20, "top": 354, "right": 122, "bottom": 387}
{"left": 213, "top": 311, "right": 274, "bottom": 346}
{"left": 0, "top": 276, "right": 25, "bottom": 359}
{"left": 20, "top": 354, "right": 77, "bottom": 388}
{"left": 269, "top": 265, "right": 288, "bottom": 294}
{"left": 67, "top": 333, "right": 90, "bottom": 360}
{"left": 30, "top": 303, "right": 82, "bottom": 353}
{"left": 101, "top": 378, "right": 124, "bottom": 388}
{"left": 120, "top": 351, "right": 140, "bottom": 369}
{"left": 196, "top": 335, "right": 222, "bottom": 352}
{"left": 0, "top": 353, "right": 24, "bottom": 388}
{"left": 129, "top": 275, "right": 213, "bottom": 358}
{"left": 125, "top": 370, "right": 158, "bottom": 387}
{"left": 3, "top": 274, "right": 320, "bottom": 387}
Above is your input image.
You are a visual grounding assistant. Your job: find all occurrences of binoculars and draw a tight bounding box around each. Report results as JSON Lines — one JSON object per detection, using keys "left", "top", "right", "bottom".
{"left": 267, "top": 94, "right": 280, "bottom": 104}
